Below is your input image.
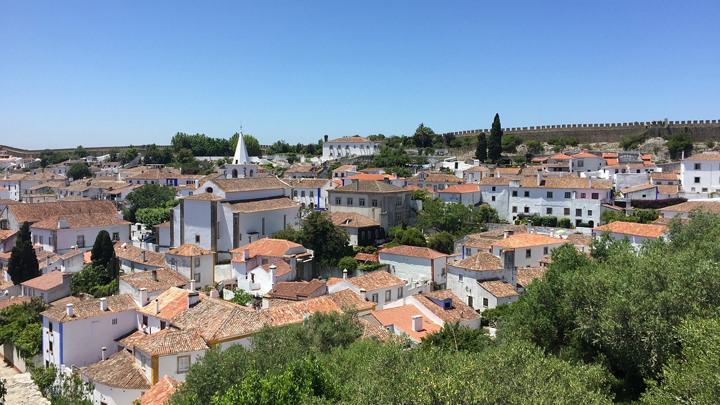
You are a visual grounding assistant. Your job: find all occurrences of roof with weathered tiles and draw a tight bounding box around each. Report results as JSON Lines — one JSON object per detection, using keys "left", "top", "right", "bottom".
{"left": 223, "top": 197, "right": 299, "bottom": 213}
{"left": 165, "top": 244, "right": 214, "bottom": 257}
{"left": 371, "top": 304, "right": 442, "bottom": 342}
{"left": 333, "top": 180, "right": 407, "bottom": 193}
{"left": 661, "top": 201, "right": 720, "bottom": 215}
{"left": 450, "top": 252, "right": 502, "bottom": 272}
{"left": 379, "top": 245, "right": 447, "bottom": 260}
{"left": 593, "top": 221, "right": 668, "bottom": 238}
{"left": 327, "top": 211, "right": 380, "bottom": 228}
{"left": 209, "top": 177, "right": 290, "bottom": 192}
{"left": 345, "top": 270, "right": 406, "bottom": 291}
{"left": 683, "top": 152, "right": 720, "bottom": 161}
{"left": 114, "top": 242, "right": 166, "bottom": 268}
{"left": 169, "top": 298, "right": 261, "bottom": 342}
{"left": 415, "top": 289, "right": 480, "bottom": 323}
{"left": 31, "top": 213, "right": 130, "bottom": 230}
{"left": 138, "top": 287, "right": 202, "bottom": 319}
{"left": 120, "top": 269, "right": 189, "bottom": 293}
{"left": 516, "top": 267, "right": 548, "bottom": 288}
{"left": 230, "top": 238, "right": 305, "bottom": 261}
{"left": 8, "top": 200, "right": 118, "bottom": 224}
{"left": 479, "top": 280, "right": 519, "bottom": 298}
{"left": 269, "top": 280, "right": 327, "bottom": 300}
{"left": 438, "top": 184, "right": 480, "bottom": 194}
{"left": 132, "top": 328, "right": 209, "bottom": 356}
{"left": 491, "top": 233, "right": 565, "bottom": 249}
{"left": 42, "top": 294, "right": 137, "bottom": 323}
{"left": 21, "top": 270, "right": 68, "bottom": 291}
{"left": 81, "top": 350, "right": 150, "bottom": 390}
{"left": 136, "top": 375, "right": 179, "bottom": 405}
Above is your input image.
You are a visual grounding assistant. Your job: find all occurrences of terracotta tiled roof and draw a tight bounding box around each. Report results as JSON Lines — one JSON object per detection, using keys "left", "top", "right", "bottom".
{"left": 602, "top": 153, "right": 618, "bottom": 158}
{"left": 223, "top": 197, "right": 299, "bottom": 213}
{"left": 326, "top": 277, "right": 343, "bottom": 286}
{"left": 605, "top": 163, "right": 647, "bottom": 169}
{"left": 81, "top": 350, "right": 150, "bottom": 390}
{"left": 657, "top": 185, "right": 679, "bottom": 195}
{"left": 327, "top": 211, "right": 380, "bottom": 228}
{"left": 114, "top": 242, "right": 166, "bottom": 268}
{"left": 155, "top": 221, "right": 170, "bottom": 228}
{"left": 127, "top": 168, "right": 182, "bottom": 180}
{"left": 120, "top": 269, "right": 189, "bottom": 293}
{"left": 263, "top": 290, "right": 374, "bottom": 327}
{"left": 683, "top": 152, "right": 720, "bottom": 161}
{"left": 327, "top": 136, "right": 371, "bottom": 143}
{"left": 605, "top": 159, "right": 619, "bottom": 165}
{"left": 516, "top": 267, "right": 547, "bottom": 287}
{"left": 31, "top": 213, "right": 130, "bottom": 230}
{"left": 379, "top": 245, "right": 446, "bottom": 260}
{"left": 333, "top": 180, "right": 407, "bottom": 193}
{"left": 572, "top": 152, "right": 601, "bottom": 159}
{"left": 478, "top": 175, "right": 612, "bottom": 190}
{"left": 209, "top": 177, "right": 290, "bottom": 193}
{"left": 42, "top": 294, "right": 138, "bottom": 323}
{"left": 492, "top": 233, "right": 564, "bottom": 249}
{"left": 346, "top": 174, "right": 397, "bottom": 181}
{"left": 284, "top": 164, "right": 321, "bottom": 173}
{"left": 258, "top": 260, "right": 292, "bottom": 278}
{"left": 138, "top": 287, "right": 201, "bottom": 320}
{"left": 269, "top": 280, "right": 327, "bottom": 300}
{"left": 463, "top": 166, "right": 491, "bottom": 173}
{"left": 470, "top": 225, "right": 528, "bottom": 239}
{"left": 620, "top": 184, "right": 656, "bottom": 194}
{"left": 0, "top": 230, "right": 15, "bottom": 241}
{"left": 438, "top": 184, "right": 480, "bottom": 194}
{"left": 283, "top": 178, "right": 333, "bottom": 188}
{"left": 463, "top": 236, "right": 495, "bottom": 250}
{"left": 326, "top": 289, "right": 375, "bottom": 312}
{"left": 593, "top": 221, "right": 668, "bottom": 238}
{"left": 479, "top": 280, "right": 519, "bottom": 298}
{"left": 166, "top": 244, "right": 213, "bottom": 257}
{"left": 357, "top": 317, "right": 393, "bottom": 340}
{"left": 0, "top": 297, "right": 30, "bottom": 311}
{"left": 548, "top": 153, "right": 572, "bottom": 160}
{"left": 450, "top": 252, "right": 502, "bottom": 272}
{"left": 132, "top": 328, "right": 208, "bottom": 356}
{"left": 601, "top": 203, "right": 624, "bottom": 211}
{"left": 21, "top": 270, "right": 68, "bottom": 291}
{"left": 136, "top": 376, "right": 179, "bottom": 405}
{"left": 651, "top": 172, "right": 678, "bottom": 181}
{"left": 494, "top": 167, "right": 522, "bottom": 175}
{"left": 8, "top": 200, "right": 118, "bottom": 224}
{"left": 354, "top": 252, "right": 378, "bottom": 263}
{"left": 566, "top": 233, "right": 592, "bottom": 247}
{"left": 371, "top": 304, "right": 442, "bottom": 342}
{"left": 652, "top": 216, "right": 690, "bottom": 226}
{"left": 183, "top": 193, "right": 224, "bottom": 201}
{"left": 230, "top": 238, "right": 305, "bottom": 261}
{"left": 170, "top": 298, "right": 262, "bottom": 342}
{"left": 662, "top": 201, "right": 720, "bottom": 215}
{"left": 415, "top": 289, "right": 480, "bottom": 323}
{"left": 346, "top": 270, "right": 405, "bottom": 291}
{"left": 408, "top": 172, "right": 462, "bottom": 183}
{"left": 332, "top": 165, "right": 357, "bottom": 172}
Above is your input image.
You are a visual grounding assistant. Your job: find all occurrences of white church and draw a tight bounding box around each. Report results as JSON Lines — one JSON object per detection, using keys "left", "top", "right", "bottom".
{"left": 169, "top": 132, "right": 301, "bottom": 260}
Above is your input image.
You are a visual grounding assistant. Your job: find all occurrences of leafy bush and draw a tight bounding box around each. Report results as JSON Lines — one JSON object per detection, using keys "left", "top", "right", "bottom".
{"left": 528, "top": 215, "right": 558, "bottom": 227}
{"left": 558, "top": 218, "right": 573, "bottom": 229}
{"left": 619, "top": 133, "right": 647, "bottom": 150}
{"left": 525, "top": 140, "right": 543, "bottom": 154}
{"left": 631, "top": 198, "right": 687, "bottom": 210}
{"left": 338, "top": 256, "right": 358, "bottom": 272}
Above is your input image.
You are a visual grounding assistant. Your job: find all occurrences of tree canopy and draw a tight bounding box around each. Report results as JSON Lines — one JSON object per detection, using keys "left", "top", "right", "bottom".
{"left": 666, "top": 127, "right": 694, "bottom": 160}
{"left": 475, "top": 133, "right": 487, "bottom": 161}
{"left": 272, "top": 212, "right": 351, "bottom": 268}
{"left": 67, "top": 162, "right": 91, "bottom": 180}
{"left": 123, "top": 184, "right": 178, "bottom": 223}
{"left": 487, "top": 113, "right": 504, "bottom": 162}
{"left": 416, "top": 199, "right": 499, "bottom": 236}
{"left": 7, "top": 222, "right": 40, "bottom": 285}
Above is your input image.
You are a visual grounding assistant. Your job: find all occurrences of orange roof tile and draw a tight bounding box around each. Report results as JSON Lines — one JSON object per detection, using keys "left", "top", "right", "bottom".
{"left": 662, "top": 201, "right": 720, "bottom": 215}
{"left": 657, "top": 185, "right": 679, "bottom": 195}
{"left": 491, "top": 233, "right": 565, "bottom": 249}
{"left": 258, "top": 260, "right": 292, "bottom": 278}
{"left": 354, "top": 252, "right": 378, "bottom": 262}
{"left": 516, "top": 267, "right": 548, "bottom": 287}
{"left": 479, "top": 281, "right": 519, "bottom": 298}
{"left": 371, "top": 304, "right": 442, "bottom": 342}
{"left": 137, "top": 376, "right": 179, "bottom": 405}
{"left": 327, "top": 211, "right": 380, "bottom": 228}
{"left": 230, "top": 238, "right": 304, "bottom": 261}
{"left": 138, "top": 287, "right": 202, "bottom": 319}
{"left": 451, "top": 252, "right": 502, "bottom": 272}
{"left": 572, "top": 152, "right": 600, "bottom": 159}
{"left": 345, "top": 174, "right": 397, "bottom": 181}
{"left": 379, "top": 245, "right": 447, "bottom": 260}
{"left": 132, "top": 328, "right": 209, "bottom": 356}
{"left": 346, "top": 270, "right": 405, "bottom": 291}
{"left": 269, "top": 279, "right": 326, "bottom": 300}
{"left": 120, "top": 269, "right": 189, "bottom": 293}
{"left": 21, "top": 270, "right": 68, "bottom": 291}
{"left": 327, "top": 136, "right": 371, "bottom": 143}
{"left": 81, "top": 350, "right": 150, "bottom": 390}
{"left": 548, "top": 153, "right": 572, "bottom": 160}
{"left": 683, "top": 152, "right": 720, "bottom": 161}
{"left": 438, "top": 184, "right": 480, "bottom": 194}
{"left": 414, "top": 290, "right": 480, "bottom": 323}
{"left": 605, "top": 159, "right": 619, "bottom": 165}
{"left": 593, "top": 221, "right": 668, "bottom": 238}
{"left": 41, "top": 295, "right": 137, "bottom": 322}
{"left": 166, "top": 244, "right": 214, "bottom": 256}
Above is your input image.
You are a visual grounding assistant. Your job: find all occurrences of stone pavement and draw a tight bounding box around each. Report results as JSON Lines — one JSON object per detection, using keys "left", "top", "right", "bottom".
{"left": 0, "top": 362, "right": 49, "bottom": 405}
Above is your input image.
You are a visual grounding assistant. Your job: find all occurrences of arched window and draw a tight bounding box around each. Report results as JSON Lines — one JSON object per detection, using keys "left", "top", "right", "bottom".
{"left": 249, "top": 170, "right": 254, "bottom": 177}
{"left": 231, "top": 169, "right": 238, "bottom": 178}
{"left": 206, "top": 187, "right": 213, "bottom": 193}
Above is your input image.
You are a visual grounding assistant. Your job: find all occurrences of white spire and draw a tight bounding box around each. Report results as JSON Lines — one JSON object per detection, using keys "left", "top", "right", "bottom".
{"left": 232, "top": 130, "right": 250, "bottom": 165}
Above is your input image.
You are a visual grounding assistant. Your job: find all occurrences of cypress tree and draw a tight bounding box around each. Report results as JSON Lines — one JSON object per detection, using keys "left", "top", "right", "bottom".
{"left": 90, "top": 230, "right": 115, "bottom": 269}
{"left": 488, "top": 113, "right": 504, "bottom": 162}
{"left": 476, "top": 132, "right": 488, "bottom": 162}
{"left": 7, "top": 222, "right": 40, "bottom": 285}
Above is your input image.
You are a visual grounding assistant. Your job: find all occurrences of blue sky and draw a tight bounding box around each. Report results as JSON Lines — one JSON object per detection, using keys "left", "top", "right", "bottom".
{"left": 1, "top": 1, "right": 719, "bottom": 149}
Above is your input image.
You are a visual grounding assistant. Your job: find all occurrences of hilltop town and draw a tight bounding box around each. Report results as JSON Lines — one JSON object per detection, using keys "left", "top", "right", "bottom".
{"left": 1, "top": 118, "right": 720, "bottom": 404}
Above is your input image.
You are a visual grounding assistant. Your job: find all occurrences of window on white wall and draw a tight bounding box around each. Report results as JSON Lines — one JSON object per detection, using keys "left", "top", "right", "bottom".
{"left": 76, "top": 235, "right": 85, "bottom": 248}
{"left": 194, "top": 273, "right": 201, "bottom": 283}
{"left": 397, "top": 287, "right": 403, "bottom": 298}
{"left": 177, "top": 355, "right": 191, "bottom": 373}
{"left": 385, "top": 290, "right": 391, "bottom": 302}
{"left": 194, "top": 257, "right": 200, "bottom": 267}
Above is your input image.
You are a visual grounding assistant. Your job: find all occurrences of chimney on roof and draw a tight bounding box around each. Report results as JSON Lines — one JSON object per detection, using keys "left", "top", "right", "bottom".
{"left": 141, "top": 251, "right": 146, "bottom": 263}
{"left": 58, "top": 219, "right": 69, "bottom": 229}
{"left": 242, "top": 249, "right": 249, "bottom": 262}
{"left": 139, "top": 288, "right": 148, "bottom": 306}
{"left": 527, "top": 220, "right": 532, "bottom": 234}
{"left": 411, "top": 315, "right": 423, "bottom": 332}
{"left": 503, "top": 230, "right": 514, "bottom": 239}
{"left": 588, "top": 177, "right": 591, "bottom": 188}
{"left": 355, "top": 181, "right": 359, "bottom": 190}
{"left": 151, "top": 269, "right": 157, "bottom": 281}
{"left": 101, "top": 347, "right": 106, "bottom": 361}
{"left": 343, "top": 269, "right": 348, "bottom": 280}
{"left": 187, "top": 291, "right": 200, "bottom": 308}
{"left": 269, "top": 263, "right": 277, "bottom": 284}
{"left": 154, "top": 299, "right": 159, "bottom": 315}
{"left": 500, "top": 249, "right": 517, "bottom": 287}
{"left": 536, "top": 170, "right": 542, "bottom": 186}
{"left": 209, "top": 288, "right": 219, "bottom": 299}
{"left": 190, "top": 279, "right": 196, "bottom": 291}
{"left": 100, "top": 297, "right": 108, "bottom": 311}
{"left": 66, "top": 303, "right": 74, "bottom": 318}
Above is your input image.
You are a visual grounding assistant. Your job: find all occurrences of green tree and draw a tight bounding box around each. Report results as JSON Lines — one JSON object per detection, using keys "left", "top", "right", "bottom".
{"left": 31, "top": 364, "right": 94, "bottom": 405}
{"left": 0, "top": 298, "right": 48, "bottom": 359}
{"left": 642, "top": 317, "right": 720, "bottom": 404}
{"left": 67, "top": 162, "right": 91, "bottom": 180}
{"left": 271, "top": 226, "right": 303, "bottom": 243}
{"left": 525, "top": 139, "right": 543, "bottom": 154}
{"left": 338, "top": 256, "right": 358, "bottom": 272}
{"left": 666, "top": 127, "right": 694, "bottom": 160}
{"left": 107, "top": 147, "right": 120, "bottom": 162}
{"left": 121, "top": 146, "right": 139, "bottom": 165}
{"left": 90, "top": 230, "right": 115, "bottom": 269}
{"left": 175, "top": 148, "right": 195, "bottom": 165}
{"left": 413, "top": 123, "right": 436, "bottom": 148}
{"left": 226, "top": 289, "right": 253, "bottom": 306}
{"left": 419, "top": 322, "right": 493, "bottom": 352}
{"left": 123, "top": 184, "right": 178, "bottom": 223}
{"left": 143, "top": 144, "right": 173, "bottom": 165}
{"left": 373, "top": 146, "right": 411, "bottom": 169}
{"left": 71, "top": 264, "right": 118, "bottom": 297}
{"left": 417, "top": 199, "right": 498, "bottom": 236}
{"left": 136, "top": 207, "right": 171, "bottom": 228}
{"left": 488, "top": 113, "right": 504, "bottom": 162}
{"left": 299, "top": 211, "right": 352, "bottom": 268}
{"left": 427, "top": 231, "right": 455, "bottom": 254}
{"left": 475, "top": 133, "right": 488, "bottom": 161}
{"left": 73, "top": 145, "right": 88, "bottom": 158}
{"left": 501, "top": 133, "right": 522, "bottom": 153}
{"left": 229, "top": 133, "right": 262, "bottom": 157}
{"left": 7, "top": 222, "right": 40, "bottom": 285}
{"left": 388, "top": 226, "right": 426, "bottom": 247}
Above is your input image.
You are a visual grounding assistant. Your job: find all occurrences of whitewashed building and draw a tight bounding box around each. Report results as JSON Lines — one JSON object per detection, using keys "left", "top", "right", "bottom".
{"left": 490, "top": 233, "right": 566, "bottom": 268}
{"left": 378, "top": 245, "right": 448, "bottom": 288}
{"left": 680, "top": 152, "right": 720, "bottom": 193}
{"left": 327, "top": 270, "right": 428, "bottom": 310}
{"left": 165, "top": 244, "right": 215, "bottom": 289}
{"left": 322, "top": 136, "right": 382, "bottom": 160}
{"left": 327, "top": 180, "right": 413, "bottom": 232}
{"left": 284, "top": 178, "right": 337, "bottom": 210}
{"left": 446, "top": 249, "right": 518, "bottom": 312}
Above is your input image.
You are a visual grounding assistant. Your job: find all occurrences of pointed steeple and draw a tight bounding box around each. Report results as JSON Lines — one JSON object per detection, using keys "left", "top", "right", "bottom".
{"left": 232, "top": 130, "right": 250, "bottom": 165}
{"left": 225, "top": 129, "right": 258, "bottom": 179}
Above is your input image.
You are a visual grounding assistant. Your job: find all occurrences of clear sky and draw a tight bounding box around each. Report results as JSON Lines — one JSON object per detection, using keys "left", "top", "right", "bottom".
{"left": 1, "top": 1, "right": 719, "bottom": 149}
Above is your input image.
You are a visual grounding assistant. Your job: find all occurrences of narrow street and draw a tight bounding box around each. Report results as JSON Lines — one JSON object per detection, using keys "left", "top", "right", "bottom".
{"left": 0, "top": 362, "right": 49, "bottom": 405}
